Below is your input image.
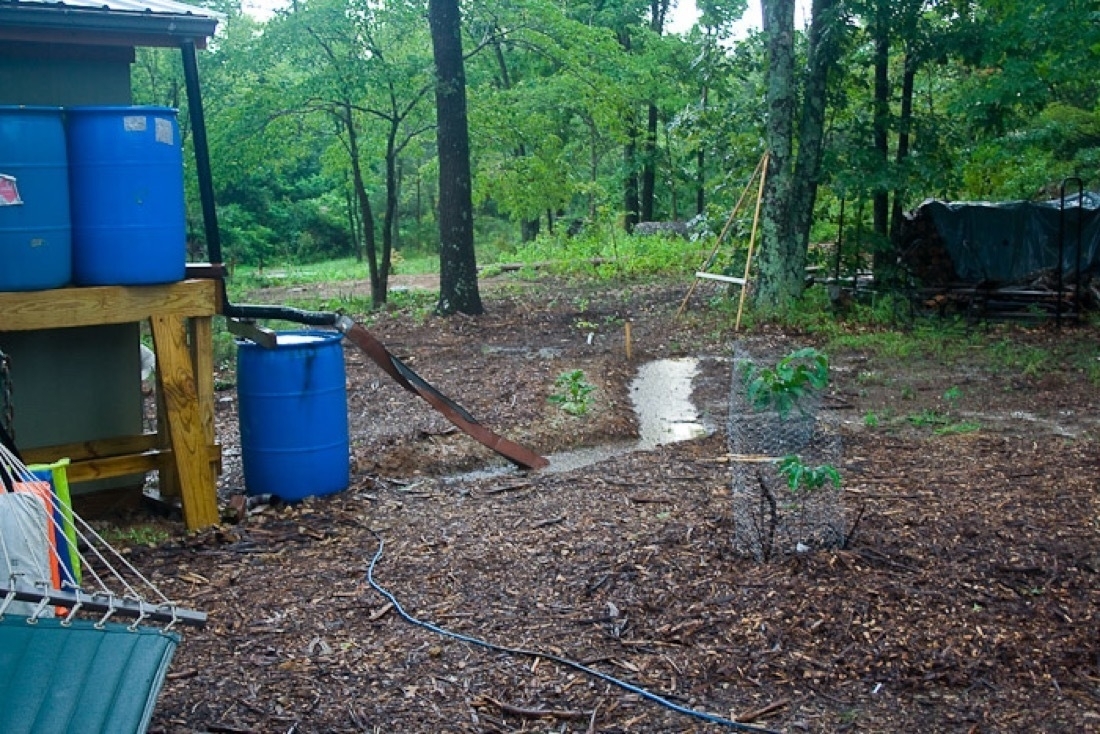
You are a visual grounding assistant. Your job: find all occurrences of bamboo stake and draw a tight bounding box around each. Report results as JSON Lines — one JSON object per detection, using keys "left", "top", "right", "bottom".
{"left": 735, "top": 152, "right": 769, "bottom": 332}
{"left": 624, "top": 320, "right": 633, "bottom": 361}
{"left": 675, "top": 154, "right": 767, "bottom": 319}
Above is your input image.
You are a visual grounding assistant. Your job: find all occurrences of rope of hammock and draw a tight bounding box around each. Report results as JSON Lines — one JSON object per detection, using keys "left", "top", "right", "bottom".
{"left": 0, "top": 442, "right": 206, "bottom": 629}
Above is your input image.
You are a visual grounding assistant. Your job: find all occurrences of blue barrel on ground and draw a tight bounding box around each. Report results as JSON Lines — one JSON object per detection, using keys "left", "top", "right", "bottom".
{"left": 65, "top": 106, "right": 186, "bottom": 286}
{"left": 236, "top": 331, "right": 350, "bottom": 501}
{"left": 0, "top": 106, "right": 72, "bottom": 291}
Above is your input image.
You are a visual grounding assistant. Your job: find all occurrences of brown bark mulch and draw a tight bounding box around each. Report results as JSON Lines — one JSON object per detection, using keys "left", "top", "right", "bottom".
{"left": 133, "top": 276, "right": 1098, "bottom": 734}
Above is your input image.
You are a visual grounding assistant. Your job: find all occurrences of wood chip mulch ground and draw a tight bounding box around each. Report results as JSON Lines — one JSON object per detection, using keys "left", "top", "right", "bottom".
{"left": 132, "top": 276, "right": 1098, "bottom": 733}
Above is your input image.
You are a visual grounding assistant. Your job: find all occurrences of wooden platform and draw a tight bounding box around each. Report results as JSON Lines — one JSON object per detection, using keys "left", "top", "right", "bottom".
{"left": 0, "top": 280, "right": 221, "bottom": 530}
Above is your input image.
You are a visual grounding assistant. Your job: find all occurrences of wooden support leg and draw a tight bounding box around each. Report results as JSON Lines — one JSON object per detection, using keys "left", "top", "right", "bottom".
{"left": 154, "top": 367, "right": 181, "bottom": 499}
{"left": 189, "top": 316, "right": 220, "bottom": 477}
{"left": 150, "top": 315, "right": 220, "bottom": 530}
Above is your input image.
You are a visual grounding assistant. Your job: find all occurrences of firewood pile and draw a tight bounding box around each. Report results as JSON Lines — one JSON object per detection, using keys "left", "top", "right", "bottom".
{"left": 897, "top": 207, "right": 959, "bottom": 287}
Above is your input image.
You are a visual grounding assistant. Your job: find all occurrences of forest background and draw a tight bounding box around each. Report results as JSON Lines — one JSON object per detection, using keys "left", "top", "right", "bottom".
{"left": 134, "top": 0, "right": 1100, "bottom": 310}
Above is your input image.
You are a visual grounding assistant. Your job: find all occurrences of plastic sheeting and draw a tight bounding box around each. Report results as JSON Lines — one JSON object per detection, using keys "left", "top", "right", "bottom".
{"left": 919, "top": 192, "right": 1100, "bottom": 283}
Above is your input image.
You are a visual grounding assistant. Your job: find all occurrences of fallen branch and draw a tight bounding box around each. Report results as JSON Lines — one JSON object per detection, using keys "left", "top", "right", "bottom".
{"left": 587, "top": 703, "right": 600, "bottom": 734}
{"left": 735, "top": 698, "right": 790, "bottom": 723}
{"left": 368, "top": 602, "right": 394, "bottom": 621}
{"left": 480, "top": 481, "right": 532, "bottom": 495}
{"left": 479, "top": 695, "right": 588, "bottom": 721}
{"left": 629, "top": 495, "right": 673, "bottom": 504}
{"left": 531, "top": 515, "right": 566, "bottom": 529}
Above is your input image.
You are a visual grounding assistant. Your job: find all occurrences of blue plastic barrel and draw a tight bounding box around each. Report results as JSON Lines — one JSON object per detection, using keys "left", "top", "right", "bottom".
{"left": 65, "top": 106, "right": 186, "bottom": 286}
{"left": 237, "top": 331, "right": 350, "bottom": 501}
{"left": 0, "top": 106, "right": 72, "bottom": 291}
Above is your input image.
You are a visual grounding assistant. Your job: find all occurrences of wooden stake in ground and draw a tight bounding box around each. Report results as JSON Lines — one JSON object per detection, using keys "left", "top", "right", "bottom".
{"left": 735, "top": 152, "right": 769, "bottom": 332}
{"left": 676, "top": 155, "right": 767, "bottom": 319}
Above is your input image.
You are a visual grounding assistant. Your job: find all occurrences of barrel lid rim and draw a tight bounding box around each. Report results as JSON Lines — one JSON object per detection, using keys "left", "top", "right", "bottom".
{"left": 65, "top": 105, "right": 179, "bottom": 114}
{"left": 0, "top": 105, "right": 65, "bottom": 113}
{"left": 236, "top": 329, "right": 344, "bottom": 348}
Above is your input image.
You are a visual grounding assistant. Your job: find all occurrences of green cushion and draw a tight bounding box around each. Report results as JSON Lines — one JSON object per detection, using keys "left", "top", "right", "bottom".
{"left": 0, "top": 616, "right": 179, "bottom": 734}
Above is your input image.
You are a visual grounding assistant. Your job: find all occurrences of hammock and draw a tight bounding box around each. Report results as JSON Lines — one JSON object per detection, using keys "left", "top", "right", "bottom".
{"left": 0, "top": 443, "right": 206, "bottom": 734}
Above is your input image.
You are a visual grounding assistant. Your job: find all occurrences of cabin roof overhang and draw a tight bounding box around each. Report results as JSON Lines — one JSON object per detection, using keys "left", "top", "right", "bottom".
{"left": 0, "top": 0, "right": 219, "bottom": 49}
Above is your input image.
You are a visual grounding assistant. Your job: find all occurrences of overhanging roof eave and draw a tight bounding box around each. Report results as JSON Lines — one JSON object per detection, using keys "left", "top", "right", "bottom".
{"left": 0, "top": 5, "right": 217, "bottom": 47}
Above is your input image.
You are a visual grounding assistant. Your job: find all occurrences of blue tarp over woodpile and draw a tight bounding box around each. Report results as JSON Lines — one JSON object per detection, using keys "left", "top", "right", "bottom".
{"left": 906, "top": 193, "right": 1100, "bottom": 285}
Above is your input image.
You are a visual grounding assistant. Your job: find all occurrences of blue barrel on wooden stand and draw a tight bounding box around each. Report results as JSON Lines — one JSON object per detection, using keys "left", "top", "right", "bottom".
{"left": 0, "top": 106, "right": 72, "bottom": 291}
{"left": 236, "top": 331, "right": 350, "bottom": 501}
{"left": 65, "top": 106, "right": 186, "bottom": 286}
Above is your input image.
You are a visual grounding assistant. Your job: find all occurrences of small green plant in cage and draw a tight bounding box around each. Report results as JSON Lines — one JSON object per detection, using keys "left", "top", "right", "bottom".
{"left": 738, "top": 347, "right": 829, "bottom": 420}
{"left": 777, "top": 455, "right": 842, "bottom": 496}
{"left": 549, "top": 369, "right": 596, "bottom": 416}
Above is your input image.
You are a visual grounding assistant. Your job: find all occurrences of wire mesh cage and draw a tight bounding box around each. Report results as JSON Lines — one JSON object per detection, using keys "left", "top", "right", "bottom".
{"left": 728, "top": 343, "right": 844, "bottom": 561}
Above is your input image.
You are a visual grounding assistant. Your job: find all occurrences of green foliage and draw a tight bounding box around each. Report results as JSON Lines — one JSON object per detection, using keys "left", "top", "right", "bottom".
{"left": 906, "top": 385, "right": 981, "bottom": 435}
{"left": 907, "top": 409, "right": 950, "bottom": 427}
{"left": 548, "top": 369, "right": 596, "bottom": 416}
{"left": 739, "top": 348, "right": 829, "bottom": 420}
{"left": 96, "top": 523, "right": 170, "bottom": 548}
{"left": 776, "top": 455, "right": 841, "bottom": 497}
{"left": 989, "top": 339, "right": 1050, "bottom": 377}
{"left": 934, "top": 421, "right": 981, "bottom": 436}
{"left": 502, "top": 220, "right": 712, "bottom": 280}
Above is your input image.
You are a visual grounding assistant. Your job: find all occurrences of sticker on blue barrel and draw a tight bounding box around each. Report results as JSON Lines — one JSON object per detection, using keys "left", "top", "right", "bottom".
{"left": 0, "top": 174, "right": 22, "bottom": 205}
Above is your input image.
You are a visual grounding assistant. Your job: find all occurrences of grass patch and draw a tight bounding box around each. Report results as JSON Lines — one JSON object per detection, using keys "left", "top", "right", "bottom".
{"left": 95, "top": 523, "right": 170, "bottom": 548}
{"left": 907, "top": 409, "right": 951, "bottom": 427}
{"left": 504, "top": 222, "right": 712, "bottom": 280}
{"left": 934, "top": 421, "right": 982, "bottom": 436}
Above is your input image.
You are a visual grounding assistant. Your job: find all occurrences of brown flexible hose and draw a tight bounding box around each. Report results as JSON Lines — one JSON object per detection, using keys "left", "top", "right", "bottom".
{"left": 337, "top": 317, "right": 549, "bottom": 471}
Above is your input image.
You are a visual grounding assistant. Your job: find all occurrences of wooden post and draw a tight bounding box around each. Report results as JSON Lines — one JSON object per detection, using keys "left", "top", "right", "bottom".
{"left": 676, "top": 154, "right": 766, "bottom": 319}
{"left": 735, "top": 153, "right": 769, "bottom": 332}
{"left": 150, "top": 315, "right": 220, "bottom": 529}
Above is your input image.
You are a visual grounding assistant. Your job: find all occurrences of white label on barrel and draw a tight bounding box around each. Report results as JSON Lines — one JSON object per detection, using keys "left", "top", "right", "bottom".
{"left": 124, "top": 115, "right": 147, "bottom": 132}
{"left": 155, "top": 117, "right": 174, "bottom": 145}
{"left": 276, "top": 334, "right": 327, "bottom": 346}
{"left": 0, "top": 174, "right": 22, "bottom": 206}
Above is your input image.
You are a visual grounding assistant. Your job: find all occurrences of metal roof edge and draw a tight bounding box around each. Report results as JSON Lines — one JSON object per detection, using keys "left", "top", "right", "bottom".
{"left": 0, "top": 4, "right": 219, "bottom": 44}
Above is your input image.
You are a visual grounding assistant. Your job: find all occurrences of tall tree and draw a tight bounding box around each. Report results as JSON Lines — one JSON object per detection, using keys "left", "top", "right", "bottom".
{"left": 869, "top": 0, "right": 892, "bottom": 277}
{"left": 639, "top": 0, "right": 669, "bottom": 222}
{"left": 755, "top": 0, "right": 845, "bottom": 308}
{"left": 429, "top": 0, "right": 483, "bottom": 315}
{"left": 757, "top": 0, "right": 796, "bottom": 308}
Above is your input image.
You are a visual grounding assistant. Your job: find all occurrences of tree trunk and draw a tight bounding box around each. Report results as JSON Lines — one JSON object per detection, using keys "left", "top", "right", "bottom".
{"left": 588, "top": 118, "right": 599, "bottom": 221}
{"left": 344, "top": 171, "right": 362, "bottom": 263}
{"left": 890, "top": 53, "right": 916, "bottom": 246}
{"left": 696, "top": 86, "right": 708, "bottom": 216}
{"left": 871, "top": 1, "right": 892, "bottom": 278}
{"left": 428, "top": 0, "right": 483, "bottom": 316}
{"left": 639, "top": 0, "right": 668, "bottom": 224}
{"left": 618, "top": 29, "right": 639, "bottom": 233}
{"left": 756, "top": 0, "right": 798, "bottom": 309}
{"left": 343, "top": 103, "right": 382, "bottom": 305}
{"left": 521, "top": 217, "right": 540, "bottom": 242}
{"left": 623, "top": 119, "right": 640, "bottom": 233}
{"left": 640, "top": 103, "right": 658, "bottom": 222}
{"left": 790, "top": 0, "right": 841, "bottom": 256}
{"left": 381, "top": 122, "right": 398, "bottom": 290}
